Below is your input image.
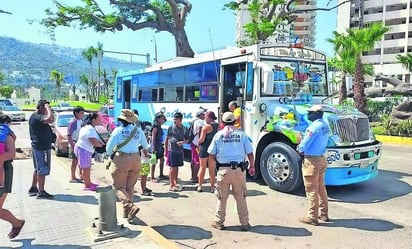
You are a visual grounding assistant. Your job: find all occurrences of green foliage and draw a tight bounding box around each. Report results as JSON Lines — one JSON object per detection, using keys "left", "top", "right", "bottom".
{"left": 99, "top": 95, "right": 108, "bottom": 104}
{"left": 371, "top": 125, "right": 385, "bottom": 135}
{"left": 364, "top": 97, "right": 403, "bottom": 122}
{"left": 0, "top": 85, "right": 13, "bottom": 98}
{"left": 396, "top": 53, "right": 412, "bottom": 73}
{"left": 392, "top": 119, "right": 412, "bottom": 137}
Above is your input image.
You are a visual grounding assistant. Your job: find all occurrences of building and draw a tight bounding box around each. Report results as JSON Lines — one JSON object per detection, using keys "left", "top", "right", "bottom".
{"left": 337, "top": 0, "right": 411, "bottom": 86}
{"left": 235, "top": 0, "right": 316, "bottom": 47}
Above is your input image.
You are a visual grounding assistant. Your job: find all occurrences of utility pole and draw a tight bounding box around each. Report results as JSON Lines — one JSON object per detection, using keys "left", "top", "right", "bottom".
{"left": 103, "top": 50, "right": 151, "bottom": 67}
{"left": 358, "top": 0, "right": 364, "bottom": 28}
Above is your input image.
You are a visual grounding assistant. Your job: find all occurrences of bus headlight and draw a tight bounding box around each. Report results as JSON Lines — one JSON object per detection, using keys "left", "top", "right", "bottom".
{"left": 259, "top": 103, "right": 267, "bottom": 113}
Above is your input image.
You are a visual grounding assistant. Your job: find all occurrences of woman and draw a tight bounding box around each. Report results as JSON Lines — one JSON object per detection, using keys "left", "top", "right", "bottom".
{"left": 106, "top": 109, "right": 149, "bottom": 223}
{"left": 196, "top": 111, "right": 219, "bottom": 192}
{"left": 0, "top": 114, "right": 25, "bottom": 239}
{"left": 74, "top": 113, "right": 105, "bottom": 191}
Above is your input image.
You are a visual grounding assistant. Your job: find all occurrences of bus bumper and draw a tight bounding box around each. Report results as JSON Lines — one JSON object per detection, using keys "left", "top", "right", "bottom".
{"left": 325, "top": 161, "right": 378, "bottom": 186}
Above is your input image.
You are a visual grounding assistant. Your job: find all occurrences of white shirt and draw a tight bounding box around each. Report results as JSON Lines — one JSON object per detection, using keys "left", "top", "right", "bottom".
{"left": 76, "top": 125, "right": 100, "bottom": 152}
{"left": 192, "top": 118, "right": 205, "bottom": 146}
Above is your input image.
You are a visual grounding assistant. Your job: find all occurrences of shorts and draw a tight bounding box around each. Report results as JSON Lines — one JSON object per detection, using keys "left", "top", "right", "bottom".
{"left": 190, "top": 143, "right": 200, "bottom": 164}
{"left": 32, "top": 149, "right": 51, "bottom": 176}
{"left": 74, "top": 146, "right": 93, "bottom": 169}
{"left": 155, "top": 147, "right": 164, "bottom": 160}
{"left": 140, "top": 163, "right": 150, "bottom": 176}
{"left": 4, "top": 160, "right": 13, "bottom": 193}
{"left": 169, "top": 151, "right": 184, "bottom": 167}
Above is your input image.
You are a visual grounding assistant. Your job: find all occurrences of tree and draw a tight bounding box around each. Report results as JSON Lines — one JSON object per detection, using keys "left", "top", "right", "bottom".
{"left": 328, "top": 31, "right": 375, "bottom": 104}
{"left": 40, "top": 0, "right": 194, "bottom": 57}
{"left": 79, "top": 73, "right": 91, "bottom": 101}
{"left": 0, "top": 86, "right": 13, "bottom": 98}
{"left": 225, "top": 0, "right": 351, "bottom": 46}
{"left": 396, "top": 53, "right": 412, "bottom": 73}
{"left": 50, "top": 69, "right": 65, "bottom": 101}
{"left": 96, "top": 42, "right": 104, "bottom": 99}
{"left": 332, "top": 22, "right": 389, "bottom": 113}
{"left": 82, "top": 46, "right": 97, "bottom": 101}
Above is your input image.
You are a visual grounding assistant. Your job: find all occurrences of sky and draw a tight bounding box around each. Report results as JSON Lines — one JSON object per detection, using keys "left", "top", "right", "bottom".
{"left": 0, "top": 0, "right": 336, "bottom": 65}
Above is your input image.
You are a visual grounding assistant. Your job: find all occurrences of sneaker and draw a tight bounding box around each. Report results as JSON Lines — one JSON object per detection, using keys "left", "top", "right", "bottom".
{"left": 211, "top": 221, "right": 224, "bottom": 230}
{"left": 145, "top": 188, "right": 153, "bottom": 193}
{"left": 196, "top": 186, "right": 203, "bottom": 192}
{"left": 84, "top": 185, "right": 97, "bottom": 191}
{"left": 36, "top": 191, "right": 54, "bottom": 199}
{"left": 142, "top": 189, "right": 152, "bottom": 196}
{"left": 127, "top": 205, "right": 140, "bottom": 222}
{"left": 28, "top": 186, "right": 39, "bottom": 196}
{"left": 240, "top": 223, "right": 251, "bottom": 231}
{"left": 319, "top": 216, "right": 330, "bottom": 222}
{"left": 299, "top": 216, "right": 318, "bottom": 226}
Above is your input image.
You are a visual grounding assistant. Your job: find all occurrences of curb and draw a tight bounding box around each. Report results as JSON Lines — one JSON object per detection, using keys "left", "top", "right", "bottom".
{"left": 376, "top": 135, "right": 412, "bottom": 145}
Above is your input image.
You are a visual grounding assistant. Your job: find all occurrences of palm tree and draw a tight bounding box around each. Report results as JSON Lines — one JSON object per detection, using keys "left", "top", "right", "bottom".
{"left": 80, "top": 73, "right": 91, "bottom": 101}
{"left": 332, "top": 22, "right": 389, "bottom": 113}
{"left": 49, "top": 70, "right": 65, "bottom": 101}
{"left": 396, "top": 53, "right": 412, "bottom": 73}
{"left": 82, "top": 46, "right": 97, "bottom": 101}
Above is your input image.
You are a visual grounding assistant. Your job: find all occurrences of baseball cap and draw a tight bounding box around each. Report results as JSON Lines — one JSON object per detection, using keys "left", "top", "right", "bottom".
{"left": 36, "top": 99, "right": 50, "bottom": 109}
{"left": 307, "top": 105, "right": 323, "bottom": 112}
{"left": 222, "top": 112, "right": 235, "bottom": 123}
{"left": 173, "top": 112, "right": 183, "bottom": 119}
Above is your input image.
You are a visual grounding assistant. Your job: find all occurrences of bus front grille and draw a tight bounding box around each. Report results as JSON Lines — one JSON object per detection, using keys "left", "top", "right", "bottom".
{"left": 335, "top": 117, "right": 370, "bottom": 143}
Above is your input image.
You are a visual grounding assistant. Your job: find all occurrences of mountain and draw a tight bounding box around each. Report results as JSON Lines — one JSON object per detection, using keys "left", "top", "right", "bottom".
{"left": 0, "top": 36, "right": 145, "bottom": 85}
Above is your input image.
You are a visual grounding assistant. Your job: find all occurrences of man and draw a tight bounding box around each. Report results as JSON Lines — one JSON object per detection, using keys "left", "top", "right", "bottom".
{"left": 297, "top": 105, "right": 330, "bottom": 226}
{"left": 208, "top": 112, "right": 255, "bottom": 231}
{"left": 228, "top": 101, "right": 241, "bottom": 129}
{"left": 28, "top": 100, "right": 55, "bottom": 199}
{"left": 67, "top": 106, "right": 85, "bottom": 183}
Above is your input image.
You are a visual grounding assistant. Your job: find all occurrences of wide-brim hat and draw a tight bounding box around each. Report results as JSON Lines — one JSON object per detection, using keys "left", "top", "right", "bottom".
{"left": 118, "top": 109, "right": 138, "bottom": 123}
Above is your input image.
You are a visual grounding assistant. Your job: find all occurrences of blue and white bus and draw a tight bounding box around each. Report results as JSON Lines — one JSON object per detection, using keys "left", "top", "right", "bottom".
{"left": 113, "top": 43, "right": 381, "bottom": 193}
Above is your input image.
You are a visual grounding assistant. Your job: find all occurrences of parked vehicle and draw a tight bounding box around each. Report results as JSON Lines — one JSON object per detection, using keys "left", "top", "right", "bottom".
{"left": 98, "top": 105, "right": 116, "bottom": 131}
{"left": 0, "top": 99, "right": 14, "bottom": 106}
{"left": 0, "top": 105, "right": 26, "bottom": 121}
{"left": 52, "top": 102, "right": 73, "bottom": 112}
{"left": 52, "top": 111, "right": 110, "bottom": 157}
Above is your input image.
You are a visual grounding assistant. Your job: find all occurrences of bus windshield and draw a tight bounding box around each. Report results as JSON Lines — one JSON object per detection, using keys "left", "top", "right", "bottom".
{"left": 261, "top": 60, "right": 328, "bottom": 97}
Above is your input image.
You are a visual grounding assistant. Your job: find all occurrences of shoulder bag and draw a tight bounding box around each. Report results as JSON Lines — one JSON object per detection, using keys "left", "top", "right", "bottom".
{"left": 106, "top": 125, "right": 138, "bottom": 169}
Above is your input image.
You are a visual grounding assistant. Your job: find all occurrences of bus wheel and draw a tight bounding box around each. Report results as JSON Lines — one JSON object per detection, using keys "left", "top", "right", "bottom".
{"left": 260, "top": 142, "right": 303, "bottom": 193}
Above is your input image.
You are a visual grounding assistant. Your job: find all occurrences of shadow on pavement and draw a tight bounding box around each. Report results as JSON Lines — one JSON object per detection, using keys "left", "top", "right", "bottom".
{"left": 321, "top": 218, "right": 404, "bottom": 231}
{"left": 223, "top": 225, "right": 312, "bottom": 237}
{"left": 327, "top": 169, "right": 412, "bottom": 203}
{"left": 1, "top": 238, "right": 91, "bottom": 249}
{"left": 53, "top": 194, "right": 98, "bottom": 205}
{"left": 153, "top": 224, "right": 212, "bottom": 240}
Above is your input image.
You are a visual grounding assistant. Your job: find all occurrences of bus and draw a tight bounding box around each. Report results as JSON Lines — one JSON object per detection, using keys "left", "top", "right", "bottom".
{"left": 113, "top": 43, "right": 382, "bottom": 193}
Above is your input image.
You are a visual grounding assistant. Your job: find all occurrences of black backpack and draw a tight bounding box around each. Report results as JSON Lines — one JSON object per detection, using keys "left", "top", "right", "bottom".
{"left": 186, "top": 119, "right": 196, "bottom": 144}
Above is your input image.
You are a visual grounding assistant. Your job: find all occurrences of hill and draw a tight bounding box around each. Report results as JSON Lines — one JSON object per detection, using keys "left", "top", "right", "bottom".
{"left": 0, "top": 36, "right": 145, "bottom": 85}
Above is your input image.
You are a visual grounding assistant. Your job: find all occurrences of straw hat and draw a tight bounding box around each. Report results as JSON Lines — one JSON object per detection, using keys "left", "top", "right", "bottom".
{"left": 118, "top": 109, "right": 138, "bottom": 123}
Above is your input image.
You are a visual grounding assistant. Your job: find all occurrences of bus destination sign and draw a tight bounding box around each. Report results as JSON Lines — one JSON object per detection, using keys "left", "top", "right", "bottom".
{"left": 260, "top": 47, "right": 326, "bottom": 61}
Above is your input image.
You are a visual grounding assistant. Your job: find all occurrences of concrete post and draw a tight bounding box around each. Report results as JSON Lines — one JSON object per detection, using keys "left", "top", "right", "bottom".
{"left": 97, "top": 185, "right": 117, "bottom": 231}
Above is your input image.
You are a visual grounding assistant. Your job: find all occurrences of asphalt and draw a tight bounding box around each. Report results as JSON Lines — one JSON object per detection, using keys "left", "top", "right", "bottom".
{"left": 0, "top": 157, "right": 180, "bottom": 249}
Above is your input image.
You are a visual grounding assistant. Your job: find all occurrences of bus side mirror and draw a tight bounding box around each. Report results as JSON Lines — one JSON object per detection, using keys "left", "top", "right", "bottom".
{"left": 254, "top": 61, "right": 273, "bottom": 95}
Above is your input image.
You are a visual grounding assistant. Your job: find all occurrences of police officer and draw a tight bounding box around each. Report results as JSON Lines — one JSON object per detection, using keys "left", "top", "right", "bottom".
{"left": 207, "top": 112, "right": 255, "bottom": 231}
{"left": 106, "top": 109, "right": 149, "bottom": 223}
{"left": 297, "top": 105, "right": 330, "bottom": 226}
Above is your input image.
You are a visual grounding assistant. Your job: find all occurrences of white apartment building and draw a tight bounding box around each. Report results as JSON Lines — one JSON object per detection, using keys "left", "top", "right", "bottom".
{"left": 236, "top": 0, "right": 317, "bottom": 47}
{"left": 337, "top": 0, "right": 412, "bottom": 85}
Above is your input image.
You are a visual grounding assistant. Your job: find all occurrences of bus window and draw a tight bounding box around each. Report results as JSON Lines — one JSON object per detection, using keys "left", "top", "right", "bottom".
{"left": 185, "top": 85, "right": 200, "bottom": 102}
{"left": 163, "top": 86, "right": 184, "bottom": 102}
{"left": 152, "top": 89, "right": 158, "bottom": 101}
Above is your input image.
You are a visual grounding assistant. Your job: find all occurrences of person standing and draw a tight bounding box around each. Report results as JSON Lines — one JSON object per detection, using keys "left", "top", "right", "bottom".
{"left": 189, "top": 109, "right": 206, "bottom": 183}
{"left": 28, "top": 100, "right": 55, "bottom": 199}
{"left": 150, "top": 112, "right": 166, "bottom": 182}
{"left": 228, "top": 101, "right": 241, "bottom": 129}
{"left": 297, "top": 105, "right": 330, "bottom": 226}
{"left": 208, "top": 112, "right": 255, "bottom": 231}
{"left": 67, "top": 106, "right": 85, "bottom": 183}
{"left": 74, "top": 113, "right": 105, "bottom": 191}
{"left": 164, "top": 112, "right": 188, "bottom": 192}
{"left": 106, "top": 109, "right": 149, "bottom": 223}
{"left": 196, "top": 111, "right": 218, "bottom": 193}
{"left": 0, "top": 114, "right": 25, "bottom": 239}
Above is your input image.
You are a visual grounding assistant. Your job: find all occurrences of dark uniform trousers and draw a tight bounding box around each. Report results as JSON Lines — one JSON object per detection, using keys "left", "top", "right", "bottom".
{"left": 110, "top": 152, "right": 141, "bottom": 208}
{"left": 215, "top": 167, "right": 249, "bottom": 226}
{"left": 302, "top": 156, "right": 328, "bottom": 220}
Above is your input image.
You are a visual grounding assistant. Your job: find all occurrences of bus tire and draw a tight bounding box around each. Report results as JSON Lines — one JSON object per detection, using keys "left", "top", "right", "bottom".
{"left": 260, "top": 142, "right": 303, "bottom": 193}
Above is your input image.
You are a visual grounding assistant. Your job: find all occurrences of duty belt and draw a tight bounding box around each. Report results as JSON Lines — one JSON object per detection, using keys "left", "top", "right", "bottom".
{"left": 217, "top": 163, "right": 243, "bottom": 167}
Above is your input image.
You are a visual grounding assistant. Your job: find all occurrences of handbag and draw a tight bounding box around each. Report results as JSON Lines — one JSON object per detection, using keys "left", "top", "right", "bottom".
{"left": 94, "top": 128, "right": 107, "bottom": 154}
{"left": 105, "top": 125, "right": 138, "bottom": 169}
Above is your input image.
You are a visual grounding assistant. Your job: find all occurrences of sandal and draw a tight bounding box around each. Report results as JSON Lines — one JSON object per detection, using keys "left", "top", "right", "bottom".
{"left": 8, "top": 220, "right": 25, "bottom": 239}
{"left": 210, "top": 186, "right": 216, "bottom": 193}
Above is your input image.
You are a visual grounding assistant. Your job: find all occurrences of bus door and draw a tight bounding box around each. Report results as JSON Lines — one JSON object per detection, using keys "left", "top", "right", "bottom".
{"left": 219, "top": 57, "right": 248, "bottom": 127}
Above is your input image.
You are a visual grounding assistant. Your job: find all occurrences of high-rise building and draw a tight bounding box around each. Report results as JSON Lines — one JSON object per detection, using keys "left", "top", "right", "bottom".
{"left": 337, "top": 0, "right": 411, "bottom": 85}
{"left": 236, "top": 0, "right": 317, "bottom": 47}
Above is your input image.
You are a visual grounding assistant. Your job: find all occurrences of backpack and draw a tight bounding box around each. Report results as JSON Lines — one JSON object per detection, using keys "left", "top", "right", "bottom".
{"left": 187, "top": 119, "right": 196, "bottom": 144}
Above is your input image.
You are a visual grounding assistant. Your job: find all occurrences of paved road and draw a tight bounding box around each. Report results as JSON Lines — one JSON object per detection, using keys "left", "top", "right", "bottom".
{"left": 10, "top": 122, "right": 412, "bottom": 249}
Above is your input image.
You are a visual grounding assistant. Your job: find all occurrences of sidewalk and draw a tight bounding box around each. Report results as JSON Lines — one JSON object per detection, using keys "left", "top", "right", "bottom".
{"left": 0, "top": 158, "right": 180, "bottom": 249}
